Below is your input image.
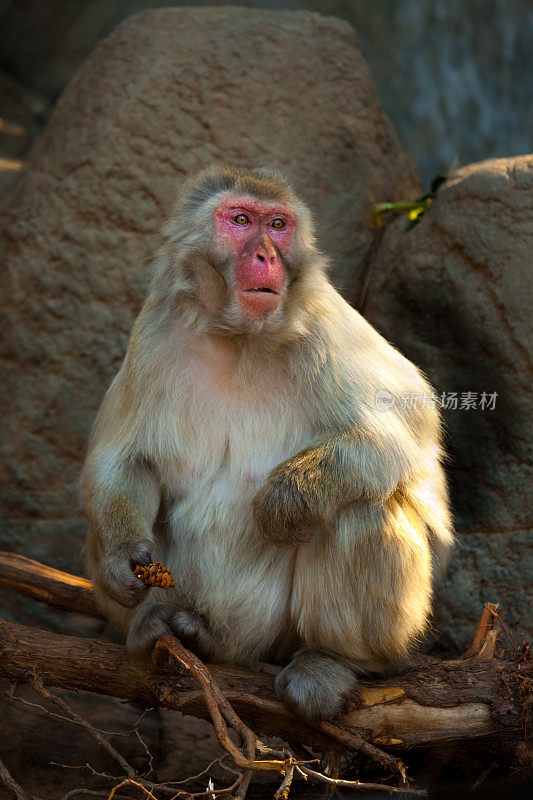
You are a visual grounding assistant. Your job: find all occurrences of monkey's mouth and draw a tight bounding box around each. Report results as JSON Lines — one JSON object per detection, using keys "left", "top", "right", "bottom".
{"left": 238, "top": 287, "right": 281, "bottom": 317}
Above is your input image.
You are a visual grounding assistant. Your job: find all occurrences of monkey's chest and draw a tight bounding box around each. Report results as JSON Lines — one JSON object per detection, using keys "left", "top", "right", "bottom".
{"left": 161, "top": 419, "right": 296, "bottom": 535}
{"left": 155, "top": 398, "right": 313, "bottom": 656}
{"left": 159, "top": 374, "right": 313, "bottom": 501}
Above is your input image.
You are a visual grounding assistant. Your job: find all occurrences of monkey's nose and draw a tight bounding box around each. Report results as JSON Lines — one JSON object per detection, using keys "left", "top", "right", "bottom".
{"left": 255, "top": 249, "right": 277, "bottom": 267}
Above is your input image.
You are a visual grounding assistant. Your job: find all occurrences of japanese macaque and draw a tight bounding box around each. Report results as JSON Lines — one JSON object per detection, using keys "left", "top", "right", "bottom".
{"left": 82, "top": 163, "right": 453, "bottom": 722}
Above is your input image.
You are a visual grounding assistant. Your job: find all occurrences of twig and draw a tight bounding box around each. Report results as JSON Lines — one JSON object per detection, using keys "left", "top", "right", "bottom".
{"left": 50, "top": 763, "right": 116, "bottom": 780}
{"left": 5, "top": 688, "right": 135, "bottom": 739}
{"left": 155, "top": 635, "right": 283, "bottom": 773}
{"left": 163, "top": 757, "right": 228, "bottom": 786}
{"left": 493, "top": 610, "right": 518, "bottom": 651}
{"left": 476, "top": 628, "right": 499, "bottom": 660}
{"left": 234, "top": 768, "right": 252, "bottom": 800}
{"left": 355, "top": 227, "right": 384, "bottom": 312}
{"left": 24, "top": 669, "right": 135, "bottom": 779}
{"left": 107, "top": 779, "right": 158, "bottom": 800}
{"left": 318, "top": 720, "right": 408, "bottom": 786}
{"left": 0, "top": 757, "right": 43, "bottom": 800}
{"left": 463, "top": 602, "right": 499, "bottom": 658}
{"left": 471, "top": 760, "right": 498, "bottom": 791}
{"left": 60, "top": 792, "right": 129, "bottom": 800}
{"left": 130, "top": 708, "right": 155, "bottom": 777}
{"left": 155, "top": 634, "right": 288, "bottom": 798}
{"left": 154, "top": 634, "right": 247, "bottom": 768}
{"left": 296, "top": 764, "right": 426, "bottom": 795}
{"left": 319, "top": 748, "right": 341, "bottom": 797}
{"left": 51, "top": 755, "right": 249, "bottom": 800}
{"left": 274, "top": 763, "right": 295, "bottom": 799}
{"left": 60, "top": 791, "right": 126, "bottom": 800}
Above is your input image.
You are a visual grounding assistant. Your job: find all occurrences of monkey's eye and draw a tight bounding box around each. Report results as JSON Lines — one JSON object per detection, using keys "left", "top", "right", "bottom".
{"left": 271, "top": 218, "right": 285, "bottom": 230}
{"left": 233, "top": 214, "right": 250, "bottom": 225}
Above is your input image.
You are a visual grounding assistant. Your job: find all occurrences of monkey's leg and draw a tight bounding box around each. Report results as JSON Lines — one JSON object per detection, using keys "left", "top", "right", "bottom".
{"left": 126, "top": 603, "right": 216, "bottom": 660}
{"left": 279, "top": 498, "right": 433, "bottom": 722}
{"left": 275, "top": 647, "right": 358, "bottom": 722}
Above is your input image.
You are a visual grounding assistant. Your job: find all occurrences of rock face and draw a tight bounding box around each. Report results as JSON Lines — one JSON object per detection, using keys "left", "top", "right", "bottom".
{"left": 0, "top": 7, "right": 420, "bottom": 630}
{"left": 1, "top": 1, "right": 531, "bottom": 186}
{"left": 364, "top": 155, "right": 533, "bottom": 647}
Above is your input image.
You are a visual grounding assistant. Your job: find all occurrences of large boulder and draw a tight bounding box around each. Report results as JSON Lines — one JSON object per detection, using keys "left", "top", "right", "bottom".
{"left": 363, "top": 155, "right": 533, "bottom": 648}
{"left": 0, "top": 7, "right": 420, "bottom": 630}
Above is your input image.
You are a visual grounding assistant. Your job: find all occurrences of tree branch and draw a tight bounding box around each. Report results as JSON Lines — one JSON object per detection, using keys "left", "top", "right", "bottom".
{"left": 0, "top": 550, "right": 530, "bottom": 798}
{"left": 0, "top": 552, "right": 102, "bottom": 619}
{"left": 0, "top": 613, "right": 528, "bottom": 757}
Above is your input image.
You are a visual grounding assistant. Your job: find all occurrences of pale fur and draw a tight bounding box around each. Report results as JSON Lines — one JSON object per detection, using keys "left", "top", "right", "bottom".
{"left": 82, "top": 164, "right": 453, "bottom": 716}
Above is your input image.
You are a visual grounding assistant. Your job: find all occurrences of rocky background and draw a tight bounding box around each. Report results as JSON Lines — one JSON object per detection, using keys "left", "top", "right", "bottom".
{"left": 1, "top": 0, "right": 532, "bottom": 191}
{"left": 0, "top": 4, "right": 531, "bottom": 796}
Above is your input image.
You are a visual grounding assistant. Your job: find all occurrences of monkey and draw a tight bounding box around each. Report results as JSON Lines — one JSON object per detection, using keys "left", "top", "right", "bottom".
{"left": 82, "top": 163, "right": 453, "bottom": 722}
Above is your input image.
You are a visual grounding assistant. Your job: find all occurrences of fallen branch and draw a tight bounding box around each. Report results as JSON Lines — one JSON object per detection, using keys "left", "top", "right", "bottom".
{"left": 1, "top": 613, "right": 527, "bottom": 758}
{"left": 0, "top": 618, "right": 422, "bottom": 797}
{"left": 0, "top": 552, "right": 531, "bottom": 797}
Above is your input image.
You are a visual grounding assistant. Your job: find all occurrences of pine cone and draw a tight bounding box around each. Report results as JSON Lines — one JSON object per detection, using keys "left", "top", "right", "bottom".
{"left": 134, "top": 562, "right": 175, "bottom": 589}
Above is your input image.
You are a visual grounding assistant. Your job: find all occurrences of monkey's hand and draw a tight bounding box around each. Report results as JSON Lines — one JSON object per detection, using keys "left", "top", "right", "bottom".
{"left": 253, "top": 459, "right": 320, "bottom": 547}
{"left": 254, "top": 430, "right": 408, "bottom": 546}
{"left": 99, "top": 541, "right": 153, "bottom": 608}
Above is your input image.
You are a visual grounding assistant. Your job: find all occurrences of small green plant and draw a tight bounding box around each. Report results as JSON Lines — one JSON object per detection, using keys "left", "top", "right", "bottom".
{"left": 374, "top": 173, "right": 447, "bottom": 229}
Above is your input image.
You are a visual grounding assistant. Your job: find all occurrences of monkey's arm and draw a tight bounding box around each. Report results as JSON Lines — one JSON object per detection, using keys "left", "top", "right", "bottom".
{"left": 253, "top": 427, "right": 420, "bottom": 546}
{"left": 83, "top": 453, "right": 160, "bottom": 607}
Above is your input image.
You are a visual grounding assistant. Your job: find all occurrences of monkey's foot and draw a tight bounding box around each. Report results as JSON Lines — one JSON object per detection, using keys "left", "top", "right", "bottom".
{"left": 169, "top": 610, "right": 215, "bottom": 660}
{"left": 126, "top": 603, "right": 214, "bottom": 660}
{"left": 275, "top": 647, "right": 358, "bottom": 722}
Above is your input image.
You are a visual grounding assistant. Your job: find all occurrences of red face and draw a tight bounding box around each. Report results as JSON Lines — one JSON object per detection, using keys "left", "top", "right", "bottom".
{"left": 215, "top": 196, "right": 295, "bottom": 320}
